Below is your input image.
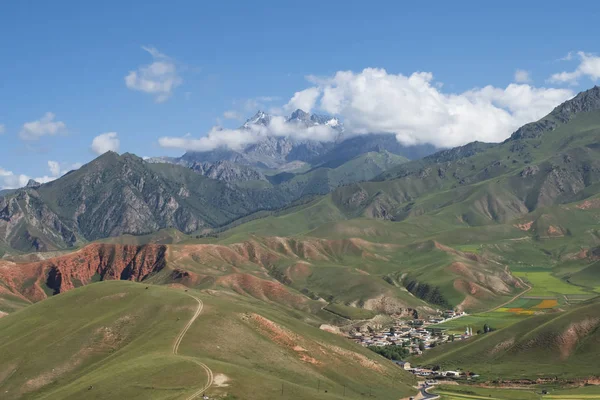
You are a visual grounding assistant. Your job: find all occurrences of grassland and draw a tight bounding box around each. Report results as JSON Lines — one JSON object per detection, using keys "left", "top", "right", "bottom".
{"left": 323, "top": 303, "right": 378, "bottom": 320}
{"left": 0, "top": 281, "right": 417, "bottom": 400}
{"left": 433, "top": 296, "right": 566, "bottom": 335}
{"left": 433, "top": 385, "right": 539, "bottom": 400}
{"left": 433, "top": 384, "right": 600, "bottom": 400}
{"left": 512, "top": 271, "right": 592, "bottom": 296}
{"left": 415, "top": 297, "right": 600, "bottom": 380}
{"left": 544, "top": 385, "right": 600, "bottom": 399}
{"left": 432, "top": 311, "right": 530, "bottom": 334}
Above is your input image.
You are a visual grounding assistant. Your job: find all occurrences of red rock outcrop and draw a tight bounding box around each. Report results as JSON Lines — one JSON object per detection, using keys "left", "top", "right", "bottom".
{"left": 0, "top": 244, "right": 166, "bottom": 303}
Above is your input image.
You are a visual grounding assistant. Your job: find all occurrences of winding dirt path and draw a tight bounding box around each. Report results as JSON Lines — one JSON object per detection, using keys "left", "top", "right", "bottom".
{"left": 487, "top": 277, "right": 532, "bottom": 312}
{"left": 173, "top": 294, "right": 214, "bottom": 400}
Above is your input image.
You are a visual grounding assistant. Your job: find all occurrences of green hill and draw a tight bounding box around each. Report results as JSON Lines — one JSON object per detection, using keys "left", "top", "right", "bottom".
{"left": 414, "top": 296, "right": 600, "bottom": 380}
{"left": 0, "top": 281, "right": 416, "bottom": 400}
{"left": 0, "top": 149, "right": 407, "bottom": 255}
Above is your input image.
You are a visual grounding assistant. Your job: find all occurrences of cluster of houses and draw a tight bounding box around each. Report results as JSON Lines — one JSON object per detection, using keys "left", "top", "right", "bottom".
{"left": 347, "top": 310, "right": 470, "bottom": 355}
{"left": 394, "top": 361, "right": 479, "bottom": 379}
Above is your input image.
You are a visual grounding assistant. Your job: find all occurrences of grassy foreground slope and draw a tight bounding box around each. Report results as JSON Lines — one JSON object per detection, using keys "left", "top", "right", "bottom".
{"left": 414, "top": 296, "right": 600, "bottom": 380}
{"left": 432, "top": 384, "right": 600, "bottom": 400}
{"left": 0, "top": 281, "right": 416, "bottom": 400}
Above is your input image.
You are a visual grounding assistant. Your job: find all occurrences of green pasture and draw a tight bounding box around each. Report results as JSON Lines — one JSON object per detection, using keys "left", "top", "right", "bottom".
{"left": 432, "top": 311, "right": 529, "bottom": 334}
{"left": 513, "top": 271, "right": 591, "bottom": 296}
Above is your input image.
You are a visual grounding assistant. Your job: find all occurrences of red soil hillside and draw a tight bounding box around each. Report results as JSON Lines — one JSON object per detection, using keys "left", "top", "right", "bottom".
{"left": 0, "top": 244, "right": 166, "bottom": 303}
{"left": 0, "top": 235, "right": 521, "bottom": 315}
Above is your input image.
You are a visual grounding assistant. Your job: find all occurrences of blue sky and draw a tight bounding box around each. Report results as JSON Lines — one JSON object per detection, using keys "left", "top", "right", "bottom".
{"left": 1, "top": 0, "right": 599, "bottom": 188}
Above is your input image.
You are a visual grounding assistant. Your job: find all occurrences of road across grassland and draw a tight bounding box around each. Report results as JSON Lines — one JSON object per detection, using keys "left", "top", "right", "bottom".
{"left": 487, "top": 277, "right": 532, "bottom": 312}
{"left": 172, "top": 294, "right": 214, "bottom": 400}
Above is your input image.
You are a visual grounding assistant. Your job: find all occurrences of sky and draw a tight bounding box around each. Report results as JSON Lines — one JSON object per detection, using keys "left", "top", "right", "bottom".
{"left": 1, "top": 0, "right": 600, "bottom": 188}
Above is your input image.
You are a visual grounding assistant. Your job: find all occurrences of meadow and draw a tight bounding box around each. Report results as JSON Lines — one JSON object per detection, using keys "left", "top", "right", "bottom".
{"left": 0, "top": 281, "right": 417, "bottom": 400}
{"left": 433, "top": 385, "right": 539, "bottom": 399}
{"left": 433, "top": 384, "right": 600, "bottom": 400}
{"left": 432, "top": 312, "right": 530, "bottom": 334}
{"left": 430, "top": 385, "right": 600, "bottom": 400}
{"left": 512, "top": 271, "right": 591, "bottom": 296}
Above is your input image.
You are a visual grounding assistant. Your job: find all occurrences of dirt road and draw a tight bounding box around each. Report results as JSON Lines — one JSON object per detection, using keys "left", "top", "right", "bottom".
{"left": 488, "top": 277, "right": 532, "bottom": 312}
{"left": 173, "top": 294, "right": 214, "bottom": 400}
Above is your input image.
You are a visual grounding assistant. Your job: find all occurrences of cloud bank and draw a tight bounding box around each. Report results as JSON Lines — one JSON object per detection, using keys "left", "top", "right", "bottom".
{"left": 159, "top": 67, "right": 573, "bottom": 152}
{"left": 317, "top": 69, "right": 573, "bottom": 147}
{"left": 125, "top": 47, "right": 182, "bottom": 103}
{"left": 159, "top": 115, "right": 336, "bottom": 152}
{"left": 0, "top": 161, "right": 82, "bottom": 190}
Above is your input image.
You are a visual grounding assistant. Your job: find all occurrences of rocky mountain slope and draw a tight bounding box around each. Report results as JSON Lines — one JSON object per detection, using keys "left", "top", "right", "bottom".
{"left": 178, "top": 110, "right": 342, "bottom": 169}
{"left": 189, "top": 160, "right": 268, "bottom": 182}
{"left": 332, "top": 86, "right": 600, "bottom": 225}
{"left": 0, "top": 152, "right": 294, "bottom": 252}
{"left": 172, "top": 109, "right": 434, "bottom": 176}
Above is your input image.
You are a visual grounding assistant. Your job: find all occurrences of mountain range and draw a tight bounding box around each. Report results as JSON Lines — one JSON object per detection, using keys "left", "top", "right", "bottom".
{"left": 2, "top": 87, "right": 600, "bottom": 314}
{"left": 1, "top": 87, "right": 600, "bottom": 399}
{"left": 0, "top": 87, "right": 598, "bottom": 257}
{"left": 0, "top": 109, "right": 438, "bottom": 253}
{"left": 151, "top": 109, "right": 436, "bottom": 178}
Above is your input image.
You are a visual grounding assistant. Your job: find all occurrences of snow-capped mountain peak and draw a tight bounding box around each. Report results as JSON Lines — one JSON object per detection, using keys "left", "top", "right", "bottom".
{"left": 288, "top": 109, "right": 310, "bottom": 122}
{"left": 243, "top": 110, "right": 271, "bottom": 129}
{"left": 240, "top": 109, "right": 344, "bottom": 134}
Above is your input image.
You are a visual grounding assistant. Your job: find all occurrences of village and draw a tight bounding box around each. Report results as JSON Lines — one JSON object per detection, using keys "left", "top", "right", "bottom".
{"left": 346, "top": 309, "right": 480, "bottom": 379}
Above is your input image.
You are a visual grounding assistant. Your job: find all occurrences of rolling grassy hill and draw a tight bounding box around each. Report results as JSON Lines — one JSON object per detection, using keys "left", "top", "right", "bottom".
{"left": 431, "top": 384, "right": 600, "bottom": 400}
{"left": 413, "top": 296, "right": 600, "bottom": 380}
{"left": 0, "top": 232, "right": 527, "bottom": 317}
{"left": 0, "top": 281, "right": 417, "bottom": 400}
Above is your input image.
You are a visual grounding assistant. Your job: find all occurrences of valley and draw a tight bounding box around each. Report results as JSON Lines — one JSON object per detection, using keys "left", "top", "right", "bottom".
{"left": 1, "top": 87, "right": 600, "bottom": 399}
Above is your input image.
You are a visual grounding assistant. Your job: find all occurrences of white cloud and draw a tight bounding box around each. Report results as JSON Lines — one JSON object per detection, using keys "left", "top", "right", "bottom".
{"left": 141, "top": 46, "right": 168, "bottom": 59}
{"left": 223, "top": 110, "right": 242, "bottom": 120}
{"left": 125, "top": 47, "right": 182, "bottom": 103}
{"left": 514, "top": 69, "right": 531, "bottom": 83}
{"left": 549, "top": 52, "right": 600, "bottom": 84}
{"left": 159, "top": 129, "right": 260, "bottom": 152}
{"left": 284, "top": 87, "right": 321, "bottom": 112}
{"left": 159, "top": 115, "right": 336, "bottom": 152}
{"left": 0, "top": 160, "right": 83, "bottom": 190}
{"left": 19, "top": 112, "right": 67, "bottom": 141}
{"left": 0, "top": 124, "right": 5, "bottom": 134}
{"left": 158, "top": 66, "right": 575, "bottom": 152}
{"left": 48, "top": 161, "right": 61, "bottom": 177}
{"left": 559, "top": 52, "right": 575, "bottom": 61}
{"left": 91, "top": 132, "right": 120, "bottom": 155}
{"left": 312, "top": 68, "right": 573, "bottom": 147}
{"left": 47, "top": 160, "right": 82, "bottom": 178}
{"left": 0, "top": 168, "right": 30, "bottom": 189}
